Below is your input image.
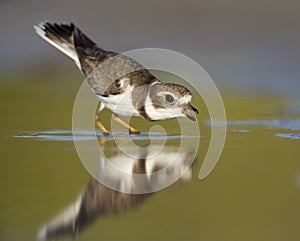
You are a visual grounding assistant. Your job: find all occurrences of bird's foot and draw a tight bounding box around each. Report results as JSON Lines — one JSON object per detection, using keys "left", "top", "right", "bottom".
{"left": 102, "top": 131, "right": 110, "bottom": 136}
{"left": 129, "top": 128, "right": 140, "bottom": 135}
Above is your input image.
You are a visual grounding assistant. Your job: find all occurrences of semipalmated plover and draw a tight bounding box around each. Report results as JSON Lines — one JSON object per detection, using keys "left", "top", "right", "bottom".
{"left": 34, "top": 22, "right": 199, "bottom": 135}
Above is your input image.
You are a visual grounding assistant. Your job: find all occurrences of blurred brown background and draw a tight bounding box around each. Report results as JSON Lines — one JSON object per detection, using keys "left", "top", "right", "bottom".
{"left": 1, "top": 0, "right": 299, "bottom": 96}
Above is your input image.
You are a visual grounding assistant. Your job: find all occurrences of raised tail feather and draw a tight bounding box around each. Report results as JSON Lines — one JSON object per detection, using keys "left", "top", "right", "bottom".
{"left": 34, "top": 22, "right": 98, "bottom": 69}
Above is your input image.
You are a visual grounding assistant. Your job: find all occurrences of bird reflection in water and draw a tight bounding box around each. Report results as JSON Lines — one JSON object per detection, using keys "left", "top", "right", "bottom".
{"left": 38, "top": 143, "right": 195, "bottom": 240}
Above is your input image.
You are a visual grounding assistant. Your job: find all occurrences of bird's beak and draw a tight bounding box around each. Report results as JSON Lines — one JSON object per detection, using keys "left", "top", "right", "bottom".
{"left": 182, "top": 102, "right": 199, "bottom": 121}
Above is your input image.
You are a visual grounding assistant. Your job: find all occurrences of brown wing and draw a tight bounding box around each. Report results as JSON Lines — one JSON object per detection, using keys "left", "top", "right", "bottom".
{"left": 36, "top": 22, "right": 159, "bottom": 97}
{"left": 73, "top": 27, "right": 159, "bottom": 96}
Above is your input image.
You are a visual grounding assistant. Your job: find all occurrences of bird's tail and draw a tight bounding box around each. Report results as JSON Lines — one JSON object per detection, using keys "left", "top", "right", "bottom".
{"left": 34, "top": 22, "right": 97, "bottom": 67}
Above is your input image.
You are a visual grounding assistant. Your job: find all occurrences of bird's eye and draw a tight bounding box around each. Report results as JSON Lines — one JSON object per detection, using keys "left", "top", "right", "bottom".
{"left": 165, "top": 94, "right": 174, "bottom": 103}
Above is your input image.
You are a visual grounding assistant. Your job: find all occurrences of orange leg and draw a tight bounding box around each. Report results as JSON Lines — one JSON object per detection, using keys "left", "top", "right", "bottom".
{"left": 95, "top": 114, "right": 109, "bottom": 136}
{"left": 111, "top": 113, "right": 140, "bottom": 134}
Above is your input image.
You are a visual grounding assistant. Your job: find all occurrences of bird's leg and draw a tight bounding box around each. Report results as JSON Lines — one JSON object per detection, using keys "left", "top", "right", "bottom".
{"left": 111, "top": 113, "right": 140, "bottom": 135}
{"left": 95, "top": 113, "right": 110, "bottom": 136}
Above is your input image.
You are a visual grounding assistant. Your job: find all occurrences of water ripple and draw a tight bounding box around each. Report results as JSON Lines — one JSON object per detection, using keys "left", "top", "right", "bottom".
{"left": 208, "top": 119, "right": 300, "bottom": 131}
{"left": 275, "top": 133, "right": 300, "bottom": 140}
{"left": 12, "top": 130, "right": 200, "bottom": 142}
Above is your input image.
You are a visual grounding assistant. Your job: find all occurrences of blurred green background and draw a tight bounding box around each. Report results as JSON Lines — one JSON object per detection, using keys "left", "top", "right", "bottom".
{"left": 0, "top": 1, "right": 300, "bottom": 241}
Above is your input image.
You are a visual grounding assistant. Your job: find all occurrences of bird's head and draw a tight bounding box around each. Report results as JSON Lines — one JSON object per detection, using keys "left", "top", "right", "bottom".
{"left": 146, "top": 83, "right": 199, "bottom": 121}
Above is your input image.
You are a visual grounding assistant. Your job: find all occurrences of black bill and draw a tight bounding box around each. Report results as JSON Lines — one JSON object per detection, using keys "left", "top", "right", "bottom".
{"left": 187, "top": 102, "right": 199, "bottom": 114}
{"left": 183, "top": 102, "right": 199, "bottom": 121}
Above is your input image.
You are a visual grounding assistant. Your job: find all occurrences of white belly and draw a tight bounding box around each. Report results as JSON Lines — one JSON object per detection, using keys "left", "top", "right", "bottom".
{"left": 98, "top": 86, "right": 140, "bottom": 117}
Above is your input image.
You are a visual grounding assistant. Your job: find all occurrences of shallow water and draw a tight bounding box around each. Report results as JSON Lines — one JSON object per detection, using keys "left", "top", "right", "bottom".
{"left": 1, "top": 78, "right": 300, "bottom": 241}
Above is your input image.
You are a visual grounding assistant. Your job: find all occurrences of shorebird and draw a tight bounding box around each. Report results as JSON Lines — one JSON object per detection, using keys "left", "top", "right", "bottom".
{"left": 34, "top": 22, "right": 199, "bottom": 135}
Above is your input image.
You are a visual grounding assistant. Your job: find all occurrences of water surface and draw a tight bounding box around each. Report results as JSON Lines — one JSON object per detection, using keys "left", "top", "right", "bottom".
{"left": 1, "top": 78, "right": 299, "bottom": 241}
